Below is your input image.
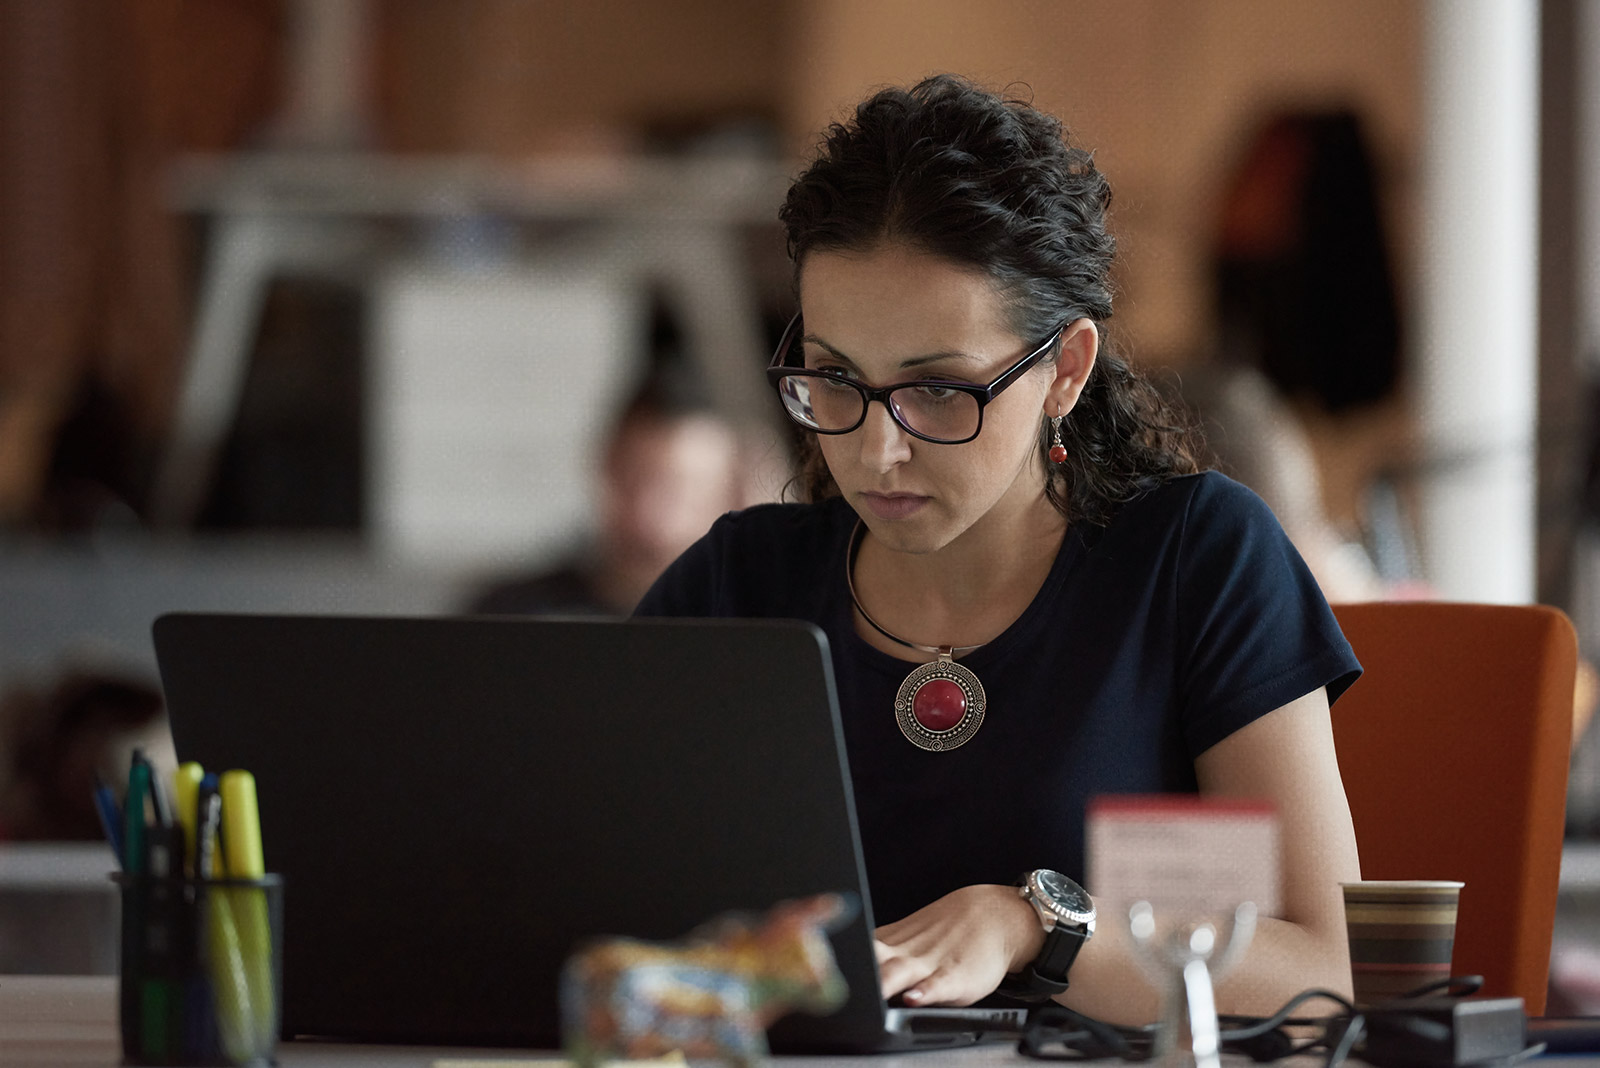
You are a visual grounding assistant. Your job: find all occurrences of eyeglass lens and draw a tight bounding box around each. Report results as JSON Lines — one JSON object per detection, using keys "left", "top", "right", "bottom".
{"left": 776, "top": 375, "right": 981, "bottom": 443}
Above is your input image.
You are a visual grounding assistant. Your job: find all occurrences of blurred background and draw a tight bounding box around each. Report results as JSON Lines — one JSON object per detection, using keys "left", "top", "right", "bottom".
{"left": 5, "top": 0, "right": 1600, "bottom": 999}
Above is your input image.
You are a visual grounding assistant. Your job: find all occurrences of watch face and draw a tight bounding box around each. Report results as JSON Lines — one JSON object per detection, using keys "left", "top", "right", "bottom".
{"left": 1036, "top": 870, "right": 1095, "bottom": 920}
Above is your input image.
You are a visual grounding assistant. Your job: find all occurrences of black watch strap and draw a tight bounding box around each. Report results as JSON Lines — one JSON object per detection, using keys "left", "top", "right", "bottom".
{"left": 999, "top": 921, "right": 1089, "bottom": 1001}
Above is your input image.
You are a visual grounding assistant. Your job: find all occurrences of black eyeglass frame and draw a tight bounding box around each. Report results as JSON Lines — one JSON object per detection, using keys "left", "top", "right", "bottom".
{"left": 764, "top": 313, "right": 1067, "bottom": 446}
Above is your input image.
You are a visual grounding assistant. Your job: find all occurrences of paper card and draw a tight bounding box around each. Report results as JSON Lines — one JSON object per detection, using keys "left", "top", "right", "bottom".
{"left": 1087, "top": 795, "right": 1281, "bottom": 918}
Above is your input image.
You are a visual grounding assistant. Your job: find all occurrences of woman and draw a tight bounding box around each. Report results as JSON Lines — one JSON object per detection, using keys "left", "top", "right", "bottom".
{"left": 636, "top": 75, "right": 1361, "bottom": 1025}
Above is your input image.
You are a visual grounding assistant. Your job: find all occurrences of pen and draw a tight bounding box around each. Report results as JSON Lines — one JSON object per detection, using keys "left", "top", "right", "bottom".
{"left": 195, "top": 776, "right": 222, "bottom": 881}
{"left": 141, "top": 825, "right": 184, "bottom": 1064}
{"left": 91, "top": 772, "right": 123, "bottom": 869}
{"left": 171, "top": 770, "right": 216, "bottom": 1061}
{"left": 135, "top": 753, "right": 181, "bottom": 1064}
{"left": 124, "top": 752, "right": 151, "bottom": 877}
{"left": 219, "top": 770, "right": 264, "bottom": 880}
{"left": 220, "top": 769, "right": 276, "bottom": 1054}
{"left": 148, "top": 765, "right": 174, "bottom": 830}
{"left": 172, "top": 774, "right": 215, "bottom": 1063}
{"left": 173, "top": 763, "right": 204, "bottom": 878}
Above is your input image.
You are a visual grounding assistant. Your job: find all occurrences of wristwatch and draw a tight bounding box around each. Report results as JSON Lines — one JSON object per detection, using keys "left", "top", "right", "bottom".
{"left": 1001, "top": 869, "right": 1097, "bottom": 1001}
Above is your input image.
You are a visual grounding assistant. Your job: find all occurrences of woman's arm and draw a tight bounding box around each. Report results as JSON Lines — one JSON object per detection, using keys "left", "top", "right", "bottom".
{"left": 875, "top": 687, "right": 1361, "bottom": 1023}
{"left": 1060, "top": 686, "right": 1360, "bottom": 1022}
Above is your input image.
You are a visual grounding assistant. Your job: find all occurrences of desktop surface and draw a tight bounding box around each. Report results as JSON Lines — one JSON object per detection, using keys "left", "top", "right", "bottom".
{"left": 12, "top": 975, "right": 1597, "bottom": 1068}
{"left": 0, "top": 975, "right": 1034, "bottom": 1068}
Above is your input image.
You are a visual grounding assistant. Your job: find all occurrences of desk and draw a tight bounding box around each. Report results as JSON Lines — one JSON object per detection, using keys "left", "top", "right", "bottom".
{"left": 1, "top": 974, "right": 1335, "bottom": 1068}
{"left": 10, "top": 975, "right": 1581, "bottom": 1068}
{"left": 2, "top": 975, "right": 1018, "bottom": 1068}
{"left": 2, "top": 976, "right": 594, "bottom": 1067}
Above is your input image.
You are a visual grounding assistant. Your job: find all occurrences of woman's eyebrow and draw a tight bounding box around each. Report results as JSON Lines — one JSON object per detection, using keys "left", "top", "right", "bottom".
{"left": 900, "top": 350, "right": 982, "bottom": 370}
{"left": 801, "top": 333, "right": 982, "bottom": 371}
{"left": 800, "top": 333, "right": 859, "bottom": 369}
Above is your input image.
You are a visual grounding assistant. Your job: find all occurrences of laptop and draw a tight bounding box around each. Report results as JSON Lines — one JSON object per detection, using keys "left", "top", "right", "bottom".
{"left": 152, "top": 612, "right": 1028, "bottom": 1051}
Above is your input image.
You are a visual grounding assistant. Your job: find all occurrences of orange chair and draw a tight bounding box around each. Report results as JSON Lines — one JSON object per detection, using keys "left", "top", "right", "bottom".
{"left": 1330, "top": 602, "right": 1577, "bottom": 1015}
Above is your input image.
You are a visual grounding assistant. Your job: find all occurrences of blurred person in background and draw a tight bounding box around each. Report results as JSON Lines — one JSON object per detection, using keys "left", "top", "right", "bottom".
{"left": 465, "top": 357, "right": 747, "bottom": 617}
{"left": 0, "top": 671, "right": 172, "bottom": 841}
{"left": 1183, "top": 108, "right": 1419, "bottom": 602}
{"left": 1192, "top": 109, "right": 1599, "bottom": 828}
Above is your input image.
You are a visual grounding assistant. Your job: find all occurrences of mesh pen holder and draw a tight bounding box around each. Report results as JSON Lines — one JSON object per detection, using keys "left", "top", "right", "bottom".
{"left": 114, "top": 873, "right": 284, "bottom": 1067}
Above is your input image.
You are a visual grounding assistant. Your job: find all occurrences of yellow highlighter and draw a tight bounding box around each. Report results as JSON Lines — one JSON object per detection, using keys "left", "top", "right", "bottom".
{"left": 219, "top": 770, "right": 276, "bottom": 1055}
{"left": 173, "top": 762, "right": 204, "bottom": 876}
{"left": 197, "top": 778, "right": 253, "bottom": 1064}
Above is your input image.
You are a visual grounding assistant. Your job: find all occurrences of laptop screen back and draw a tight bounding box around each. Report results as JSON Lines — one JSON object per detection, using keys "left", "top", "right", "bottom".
{"left": 153, "top": 613, "right": 891, "bottom": 1049}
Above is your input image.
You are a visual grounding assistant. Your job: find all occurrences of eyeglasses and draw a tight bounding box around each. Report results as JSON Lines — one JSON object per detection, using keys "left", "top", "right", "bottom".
{"left": 764, "top": 314, "right": 1065, "bottom": 445}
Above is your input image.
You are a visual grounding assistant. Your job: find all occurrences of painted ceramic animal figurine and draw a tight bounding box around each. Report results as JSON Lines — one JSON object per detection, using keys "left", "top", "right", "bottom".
{"left": 561, "top": 893, "right": 853, "bottom": 1068}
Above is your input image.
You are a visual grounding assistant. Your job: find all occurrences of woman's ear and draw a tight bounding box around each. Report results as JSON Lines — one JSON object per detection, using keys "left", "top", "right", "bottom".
{"left": 1047, "top": 318, "right": 1099, "bottom": 416}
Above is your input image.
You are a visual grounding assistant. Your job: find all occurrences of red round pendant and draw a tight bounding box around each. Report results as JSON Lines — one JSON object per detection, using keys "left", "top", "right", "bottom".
{"left": 893, "top": 657, "right": 986, "bottom": 751}
{"left": 1049, "top": 444, "right": 1068, "bottom": 463}
{"left": 912, "top": 678, "right": 966, "bottom": 731}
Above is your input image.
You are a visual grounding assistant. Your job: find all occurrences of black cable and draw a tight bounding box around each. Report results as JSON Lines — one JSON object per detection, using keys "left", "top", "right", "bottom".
{"left": 1218, "top": 989, "right": 1357, "bottom": 1062}
{"left": 1323, "top": 1012, "right": 1365, "bottom": 1068}
{"left": 1019, "top": 1005, "right": 1156, "bottom": 1061}
{"left": 1016, "top": 975, "right": 1490, "bottom": 1064}
{"left": 1398, "top": 974, "right": 1483, "bottom": 999}
{"left": 1219, "top": 987, "right": 1355, "bottom": 1039}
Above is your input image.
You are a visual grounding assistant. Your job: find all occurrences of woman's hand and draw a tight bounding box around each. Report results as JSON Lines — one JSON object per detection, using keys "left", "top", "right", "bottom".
{"left": 874, "top": 884, "right": 1045, "bottom": 1006}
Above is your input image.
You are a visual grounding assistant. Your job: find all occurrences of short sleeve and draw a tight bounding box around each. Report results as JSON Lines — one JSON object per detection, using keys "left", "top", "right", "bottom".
{"left": 1174, "top": 475, "right": 1362, "bottom": 756}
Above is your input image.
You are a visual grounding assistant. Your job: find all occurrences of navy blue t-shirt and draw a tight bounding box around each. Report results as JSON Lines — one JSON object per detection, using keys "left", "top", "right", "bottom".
{"left": 635, "top": 472, "right": 1360, "bottom": 926}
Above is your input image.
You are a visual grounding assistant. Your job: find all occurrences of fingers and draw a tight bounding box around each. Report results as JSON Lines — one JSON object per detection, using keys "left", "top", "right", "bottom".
{"left": 903, "top": 968, "right": 979, "bottom": 1007}
{"left": 873, "top": 938, "right": 981, "bottom": 1007}
{"left": 872, "top": 885, "right": 1023, "bottom": 1006}
{"left": 873, "top": 938, "right": 925, "bottom": 999}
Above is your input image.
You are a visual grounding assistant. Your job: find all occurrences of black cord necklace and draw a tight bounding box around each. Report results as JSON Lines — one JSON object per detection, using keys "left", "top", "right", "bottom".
{"left": 845, "top": 521, "right": 988, "bottom": 751}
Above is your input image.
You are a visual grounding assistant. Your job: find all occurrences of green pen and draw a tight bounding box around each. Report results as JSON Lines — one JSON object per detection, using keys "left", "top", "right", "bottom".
{"left": 141, "top": 823, "right": 183, "bottom": 1064}
{"left": 123, "top": 754, "right": 150, "bottom": 877}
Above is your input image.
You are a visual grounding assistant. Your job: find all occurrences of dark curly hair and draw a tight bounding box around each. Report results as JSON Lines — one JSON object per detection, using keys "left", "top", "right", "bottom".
{"left": 779, "top": 74, "right": 1202, "bottom": 525}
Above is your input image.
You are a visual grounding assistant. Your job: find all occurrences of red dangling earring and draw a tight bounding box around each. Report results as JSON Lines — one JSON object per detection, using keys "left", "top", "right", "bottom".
{"left": 1048, "top": 415, "right": 1067, "bottom": 464}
